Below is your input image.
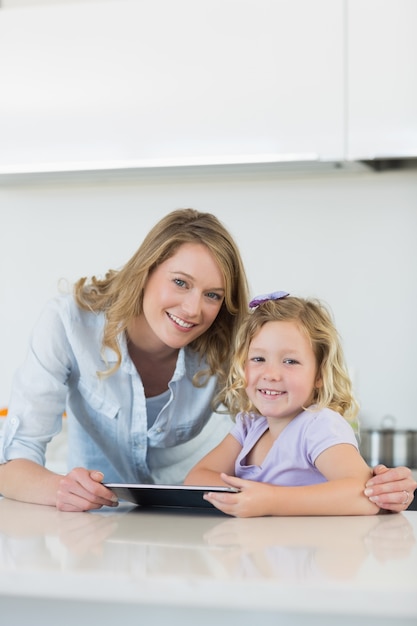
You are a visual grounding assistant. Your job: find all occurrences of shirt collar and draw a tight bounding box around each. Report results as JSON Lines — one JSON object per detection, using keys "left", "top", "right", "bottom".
{"left": 105, "top": 331, "right": 187, "bottom": 380}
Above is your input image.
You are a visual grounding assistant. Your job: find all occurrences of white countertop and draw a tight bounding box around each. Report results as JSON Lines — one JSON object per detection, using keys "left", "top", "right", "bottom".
{"left": 0, "top": 497, "right": 416, "bottom": 626}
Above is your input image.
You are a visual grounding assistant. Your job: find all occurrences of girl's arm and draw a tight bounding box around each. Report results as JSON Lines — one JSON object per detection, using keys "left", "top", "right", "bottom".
{"left": 202, "top": 444, "right": 381, "bottom": 517}
{"left": 183, "top": 434, "right": 242, "bottom": 486}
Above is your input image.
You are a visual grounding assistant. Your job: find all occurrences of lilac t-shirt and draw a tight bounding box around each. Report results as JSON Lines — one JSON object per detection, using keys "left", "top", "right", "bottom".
{"left": 230, "top": 407, "right": 359, "bottom": 486}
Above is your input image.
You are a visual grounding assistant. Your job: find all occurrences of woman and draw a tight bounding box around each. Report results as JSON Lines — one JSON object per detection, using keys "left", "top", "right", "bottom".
{"left": 0, "top": 209, "right": 415, "bottom": 511}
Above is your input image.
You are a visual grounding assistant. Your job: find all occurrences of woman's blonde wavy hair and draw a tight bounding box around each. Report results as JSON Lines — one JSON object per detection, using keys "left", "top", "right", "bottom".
{"left": 74, "top": 209, "right": 249, "bottom": 409}
{"left": 224, "top": 296, "right": 359, "bottom": 424}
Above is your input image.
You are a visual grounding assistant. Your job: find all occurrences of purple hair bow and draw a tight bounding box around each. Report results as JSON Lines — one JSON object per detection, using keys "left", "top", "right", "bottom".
{"left": 249, "top": 290, "right": 289, "bottom": 309}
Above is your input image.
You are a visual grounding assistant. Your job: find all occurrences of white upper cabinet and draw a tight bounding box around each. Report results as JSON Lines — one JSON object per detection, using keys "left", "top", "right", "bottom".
{"left": 347, "top": 0, "right": 417, "bottom": 160}
{"left": 0, "top": 0, "right": 345, "bottom": 173}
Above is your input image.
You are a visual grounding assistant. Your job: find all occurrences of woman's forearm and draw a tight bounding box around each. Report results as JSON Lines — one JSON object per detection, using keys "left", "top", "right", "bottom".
{"left": 0, "top": 459, "right": 61, "bottom": 506}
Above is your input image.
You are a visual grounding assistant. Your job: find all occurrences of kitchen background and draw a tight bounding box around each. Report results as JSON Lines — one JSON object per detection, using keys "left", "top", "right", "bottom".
{"left": 0, "top": 1, "right": 416, "bottom": 458}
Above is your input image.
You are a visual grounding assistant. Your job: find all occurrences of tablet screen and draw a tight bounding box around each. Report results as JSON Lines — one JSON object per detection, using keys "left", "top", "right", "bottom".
{"left": 105, "top": 483, "right": 239, "bottom": 509}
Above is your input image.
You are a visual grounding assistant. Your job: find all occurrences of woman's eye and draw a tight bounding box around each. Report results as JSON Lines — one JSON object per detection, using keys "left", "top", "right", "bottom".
{"left": 206, "top": 292, "right": 222, "bottom": 301}
{"left": 174, "top": 278, "right": 186, "bottom": 288}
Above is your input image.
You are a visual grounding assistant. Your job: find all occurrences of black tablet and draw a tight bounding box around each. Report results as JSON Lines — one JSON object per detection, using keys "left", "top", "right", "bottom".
{"left": 105, "top": 483, "right": 239, "bottom": 509}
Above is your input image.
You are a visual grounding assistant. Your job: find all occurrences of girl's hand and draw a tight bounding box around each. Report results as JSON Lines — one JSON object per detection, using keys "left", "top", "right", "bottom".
{"left": 56, "top": 467, "right": 119, "bottom": 512}
{"left": 203, "top": 473, "right": 273, "bottom": 518}
{"left": 364, "top": 465, "right": 417, "bottom": 512}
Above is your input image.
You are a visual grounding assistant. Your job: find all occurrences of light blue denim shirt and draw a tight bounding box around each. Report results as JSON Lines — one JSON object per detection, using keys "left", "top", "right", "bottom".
{"left": 0, "top": 295, "right": 231, "bottom": 484}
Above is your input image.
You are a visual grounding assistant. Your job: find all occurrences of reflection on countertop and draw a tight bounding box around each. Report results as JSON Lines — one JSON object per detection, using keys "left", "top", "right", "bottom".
{"left": 0, "top": 498, "right": 415, "bottom": 590}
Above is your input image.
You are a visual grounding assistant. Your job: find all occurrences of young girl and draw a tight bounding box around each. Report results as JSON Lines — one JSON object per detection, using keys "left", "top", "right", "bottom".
{"left": 184, "top": 291, "right": 381, "bottom": 517}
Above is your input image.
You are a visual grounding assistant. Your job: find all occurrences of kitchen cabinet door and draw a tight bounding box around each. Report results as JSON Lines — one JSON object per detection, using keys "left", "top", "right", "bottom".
{"left": 0, "top": 0, "right": 344, "bottom": 174}
{"left": 347, "top": 0, "right": 417, "bottom": 159}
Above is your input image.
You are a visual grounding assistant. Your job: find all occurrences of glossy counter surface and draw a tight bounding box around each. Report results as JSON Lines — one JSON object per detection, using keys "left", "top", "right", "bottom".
{"left": 0, "top": 498, "right": 416, "bottom": 626}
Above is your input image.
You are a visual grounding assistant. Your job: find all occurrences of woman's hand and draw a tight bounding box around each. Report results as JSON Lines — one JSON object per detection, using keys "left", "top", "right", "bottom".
{"left": 56, "top": 467, "right": 119, "bottom": 512}
{"left": 364, "top": 465, "right": 417, "bottom": 512}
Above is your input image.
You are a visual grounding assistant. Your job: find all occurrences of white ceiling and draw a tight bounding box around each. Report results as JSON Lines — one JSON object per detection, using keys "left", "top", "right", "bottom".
{"left": 1, "top": 0, "right": 106, "bottom": 7}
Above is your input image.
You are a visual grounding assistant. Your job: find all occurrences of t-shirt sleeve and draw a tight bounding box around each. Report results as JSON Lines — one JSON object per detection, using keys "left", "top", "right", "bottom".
{"left": 229, "top": 413, "right": 251, "bottom": 447}
{"left": 304, "top": 409, "right": 359, "bottom": 466}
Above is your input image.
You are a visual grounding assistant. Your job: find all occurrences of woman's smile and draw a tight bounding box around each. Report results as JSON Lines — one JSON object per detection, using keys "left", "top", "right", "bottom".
{"left": 167, "top": 312, "right": 196, "bottom": 330}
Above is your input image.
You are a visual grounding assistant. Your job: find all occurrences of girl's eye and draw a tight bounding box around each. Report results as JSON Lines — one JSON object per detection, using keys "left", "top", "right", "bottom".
{"left": 249, "top": 356, "right": 265, "bottom": 363}
{"left": 283, "top": 359, "right": 299, "bottom": 365}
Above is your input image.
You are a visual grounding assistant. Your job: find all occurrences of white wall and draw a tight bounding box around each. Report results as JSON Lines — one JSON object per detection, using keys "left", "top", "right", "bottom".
{"left": 1, "top": 162, "right": 416, "bottom": 429}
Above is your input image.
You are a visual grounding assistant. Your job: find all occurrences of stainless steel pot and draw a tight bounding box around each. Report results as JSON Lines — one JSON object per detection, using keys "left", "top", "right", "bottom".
{"left": 358, "top": 417, "right": 417, "bottom": 468}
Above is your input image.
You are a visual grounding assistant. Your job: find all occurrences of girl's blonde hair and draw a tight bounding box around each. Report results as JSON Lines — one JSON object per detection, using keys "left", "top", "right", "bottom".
{"left": 224, "top": 296, "right": 359, "bottom": 424}
{"left": 74, "top": 209, "right": 249, "bottom": 408}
